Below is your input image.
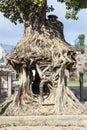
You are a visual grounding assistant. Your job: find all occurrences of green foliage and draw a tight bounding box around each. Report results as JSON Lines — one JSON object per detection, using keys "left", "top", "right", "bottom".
{"left": 74, "top": 34, "right": 85, "bottom": 52}
{"left": 57, "top": 0, "right": 87, "bottom": 20}
{"left": 57, "top": 0, "right": 87, "bottom": 9}
{"left": 78, "top": 34, "right": 85, "bottom": 46}
{"left": 0, "top": 0, "right": 87, "bottom": 24}
{"left": 46, "top": 5, "right": 54, "bottom": 12}
{"left": 0, "top": 0, "right": 46, "bottom": 24}
{"left": 33, "top": 0, "right": 45, "bottom": 6}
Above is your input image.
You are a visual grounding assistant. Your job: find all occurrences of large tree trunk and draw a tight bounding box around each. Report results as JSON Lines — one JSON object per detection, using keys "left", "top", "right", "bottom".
{"left": 14, "top": 66, "right": 33, "bottom": 106}
{"left": 51, "top": 65, "right": 84, "bottom": 114}
{"left": 5, "top": 1, "right": 86, "bottom": 115}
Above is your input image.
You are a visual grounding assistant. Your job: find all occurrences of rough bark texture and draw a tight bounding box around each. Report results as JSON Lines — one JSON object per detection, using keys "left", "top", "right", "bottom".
{"left": 3, "top": 14, "right": 86, "bottom": 115}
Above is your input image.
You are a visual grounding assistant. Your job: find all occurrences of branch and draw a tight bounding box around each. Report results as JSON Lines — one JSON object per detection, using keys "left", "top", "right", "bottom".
{"left": 36, "top": 64, "right": 44, "bottom": 78}
{"left": 13, "top": 1, "right": 29, "bottom": 24}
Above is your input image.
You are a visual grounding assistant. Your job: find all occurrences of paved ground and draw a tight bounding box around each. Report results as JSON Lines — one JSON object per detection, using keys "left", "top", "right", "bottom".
{"left": 0, "top": 115, "right": 87, "bottom": 130}
{"left": 0, "top": 88, "right": 87, "bottom": 130}
{"left": 0, "top": 126, "right": 87, "bottom": 130}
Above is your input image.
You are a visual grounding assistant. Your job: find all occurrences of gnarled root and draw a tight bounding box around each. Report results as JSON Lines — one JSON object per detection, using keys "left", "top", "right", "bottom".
{"left": 50, "top": 84, "right": 86, "bottom": 115}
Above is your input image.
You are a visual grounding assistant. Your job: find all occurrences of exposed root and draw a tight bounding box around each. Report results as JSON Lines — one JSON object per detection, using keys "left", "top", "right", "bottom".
{"left": 0, "top": 83, "right": 87, "bottom": 116}
{"left": 4, "top": 16, "right": 87, "bottom": 116}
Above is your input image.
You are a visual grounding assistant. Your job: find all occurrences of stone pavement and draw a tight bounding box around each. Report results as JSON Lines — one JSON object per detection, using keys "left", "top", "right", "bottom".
{"left": 0, "top": 115, "right": 87, "bottom": 127}
{"left": 0, "top": 126, "right": 87, "bottom": 130}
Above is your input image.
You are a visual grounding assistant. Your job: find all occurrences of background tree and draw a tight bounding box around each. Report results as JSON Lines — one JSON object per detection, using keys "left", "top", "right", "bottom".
{"left": 0, "top": 0, "right": 87, "bottom": 115}
{"left": 74, "top": 34, "right": 85, "bottom": 53}
{"left": 78, "top": 34, "right": 85, "bottom": 45}
{"left": 78, "top": 34, "right": 85, "bottom": 53}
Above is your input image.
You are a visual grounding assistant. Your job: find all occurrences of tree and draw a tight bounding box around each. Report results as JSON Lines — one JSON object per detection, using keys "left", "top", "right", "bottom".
{"left": 78, "top": 34, "right": 85, "bottom": 53}
{"left": 78, "top": 34, "right": 85, "bottom": 45}
{"left": 58, "top": 0, "right": 87, "bottom": 20}
{"left": 74, "top": 34, "right": 85, "bottom": 53}
{"left": 0, "top": 0, "right": 86, "bottom": 115}
{"left": 0, "top": 0, "right": 87, "bottom": 24}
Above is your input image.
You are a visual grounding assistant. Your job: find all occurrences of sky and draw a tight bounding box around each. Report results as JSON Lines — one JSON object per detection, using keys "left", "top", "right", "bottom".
{"left": 0, "top": 1, "right": 87, "bottom": 46}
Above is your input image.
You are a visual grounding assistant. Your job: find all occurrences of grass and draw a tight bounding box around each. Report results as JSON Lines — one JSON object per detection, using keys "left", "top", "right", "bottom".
{"left": 67, "top": 75, "right": 87, "bottom": 87}
{"left": 67, "top": 79, "right": 79, "bottom": 86}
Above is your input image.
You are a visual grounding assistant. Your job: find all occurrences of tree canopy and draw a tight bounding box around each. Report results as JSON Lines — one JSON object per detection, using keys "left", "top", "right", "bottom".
{"left": 74, "top": 34, "right": 85, "bottom": 52}
{"left": 0, "top": 0, "right": 87, "bottom": 24}
{"left": 78, "top": 34, "right": 85, "bottom": 46}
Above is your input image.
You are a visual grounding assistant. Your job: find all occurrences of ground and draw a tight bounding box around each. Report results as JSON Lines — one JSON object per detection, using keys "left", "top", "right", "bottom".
{"left": 0, "top": 115, "right": 87, "bottom": 130}
{"left": 0, "top": 126, "right": 87, "bottom": 130}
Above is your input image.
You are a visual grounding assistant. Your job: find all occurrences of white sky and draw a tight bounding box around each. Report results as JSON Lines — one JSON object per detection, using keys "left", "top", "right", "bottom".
{"left": 0, "top": 0, "right": 87, "bottom": 46}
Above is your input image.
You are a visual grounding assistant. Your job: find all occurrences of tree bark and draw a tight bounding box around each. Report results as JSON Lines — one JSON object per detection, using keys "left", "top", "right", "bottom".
{"left": 6, "top": 1, "right": 85, "bottom": 115}
{"left": 15, "top": 66, "right": 33, "bottom": 106}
